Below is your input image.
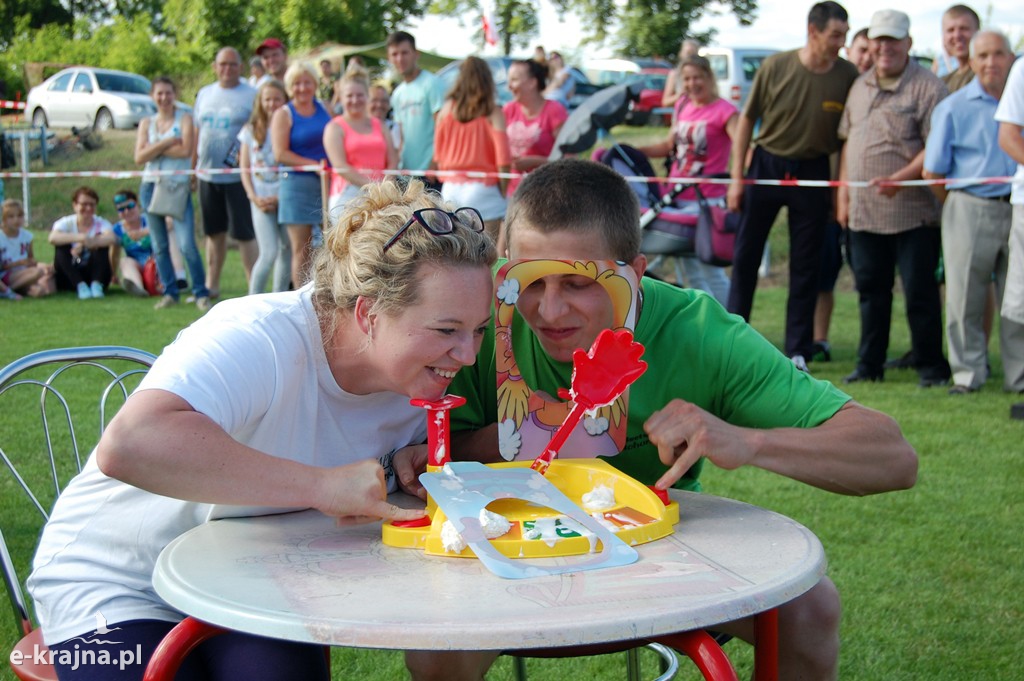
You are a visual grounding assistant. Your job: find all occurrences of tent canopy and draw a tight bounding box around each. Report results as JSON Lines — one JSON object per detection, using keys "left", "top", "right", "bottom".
{"left": 301, "top": 42, "right": 456, "bottom": 73}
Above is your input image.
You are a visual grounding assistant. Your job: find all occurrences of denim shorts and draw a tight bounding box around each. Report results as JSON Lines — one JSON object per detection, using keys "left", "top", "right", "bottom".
{"left": 441, "top": 181, "right": 507, "bottom": 221}
{"left": 278, "top": 171, "right": 323, "bottom": 226}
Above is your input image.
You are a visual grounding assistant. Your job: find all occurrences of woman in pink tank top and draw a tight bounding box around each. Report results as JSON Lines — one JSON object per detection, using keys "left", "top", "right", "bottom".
{"left": 323, "top": 67, "right": 398, "bottom": 220}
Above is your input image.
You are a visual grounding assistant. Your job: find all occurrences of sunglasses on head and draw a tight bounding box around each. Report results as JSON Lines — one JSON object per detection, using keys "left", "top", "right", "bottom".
{"left": 116, "top": 201, "right": 137, "bottom": 213}
{"left": 381, "top": 207, "right": 485, "bottom": 253}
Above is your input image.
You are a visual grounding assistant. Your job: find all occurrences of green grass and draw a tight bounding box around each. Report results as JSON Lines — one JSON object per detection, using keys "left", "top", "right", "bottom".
{"left": 2, "top": 129, "right": 1022, "bottom": 680}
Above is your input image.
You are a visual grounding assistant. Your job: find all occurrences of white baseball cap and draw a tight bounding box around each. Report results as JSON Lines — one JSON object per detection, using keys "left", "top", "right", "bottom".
{"left": 868, "top": 9, "right": 910, "bottom": 40}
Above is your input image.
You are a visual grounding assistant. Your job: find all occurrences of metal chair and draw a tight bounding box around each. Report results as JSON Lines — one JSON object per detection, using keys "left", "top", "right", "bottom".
{"left": 506, "top": 612, "right": 779, "bottom": 681}
{"left": 1, "top": 346, "right": 156, "bottom": 681}
{"left": 509, "top": 641, "right": 681, "bottom": 681}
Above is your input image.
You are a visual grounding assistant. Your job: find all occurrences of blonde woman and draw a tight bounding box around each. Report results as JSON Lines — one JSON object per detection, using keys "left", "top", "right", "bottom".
{"left": 28, "top": 180, "right": 496, "bottom": 680}
{"left": 240, "top": 79, "right": 291, "bottom": 294}
{"left": 271, "top": 61, "right": 331, "bottom": 286}
{"left": 323, "top": 67, "right": 398, "bottom": 218}
{"left": 434, "top": 56, "right": 511, "bottom": 240}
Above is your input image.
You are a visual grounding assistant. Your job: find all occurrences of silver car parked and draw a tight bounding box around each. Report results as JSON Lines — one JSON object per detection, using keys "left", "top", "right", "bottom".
{"left": 26, "top": 67, "right": 158, "bottom": 130}
{"left": 699, "top": 47, "right": 778, "bottom": 112}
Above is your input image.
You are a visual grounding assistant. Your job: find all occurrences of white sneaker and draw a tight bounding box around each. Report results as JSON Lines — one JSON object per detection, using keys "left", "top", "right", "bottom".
{"left": 791, "top": 354, "right": 809, "bottom": 373}
{"left": 123, "top": 280, "right": 147, "bottom": 298}
{"left": 154, "top": 294, "right": 178, "bottom": 310}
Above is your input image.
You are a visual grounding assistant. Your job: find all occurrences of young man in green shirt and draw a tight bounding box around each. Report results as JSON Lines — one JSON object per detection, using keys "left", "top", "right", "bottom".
{"left": 402, "top": 159, "right": 918, "bottom": 681}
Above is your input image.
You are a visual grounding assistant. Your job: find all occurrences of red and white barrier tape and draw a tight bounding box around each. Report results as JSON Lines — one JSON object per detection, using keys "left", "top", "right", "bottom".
{"left": 0, "top": 100, "right": 26, "bottom": 110}
{"left": 0, "top": 163, "right": 1016, "bottom": 189}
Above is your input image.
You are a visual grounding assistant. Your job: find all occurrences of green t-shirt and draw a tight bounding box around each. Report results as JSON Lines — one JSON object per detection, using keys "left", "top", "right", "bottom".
{"left": 449, "top": 275, "right": 852, "bottom": 491}
{"left": 744, "top": 50, "right": 859, "bottom": 159}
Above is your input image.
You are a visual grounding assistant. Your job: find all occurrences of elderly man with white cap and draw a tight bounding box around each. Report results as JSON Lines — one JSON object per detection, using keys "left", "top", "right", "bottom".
{"left": 836, "top": 9, "right": 952, "bottom": 387}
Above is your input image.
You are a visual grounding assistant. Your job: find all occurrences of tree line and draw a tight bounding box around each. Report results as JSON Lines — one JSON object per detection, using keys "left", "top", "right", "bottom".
{"left": 0, "top": 0, "right": 757, "bottom": 98}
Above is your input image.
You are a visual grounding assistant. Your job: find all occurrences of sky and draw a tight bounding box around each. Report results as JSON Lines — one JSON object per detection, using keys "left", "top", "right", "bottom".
{"left": 410, "top": 1, "right": 1023, "bottom": 61}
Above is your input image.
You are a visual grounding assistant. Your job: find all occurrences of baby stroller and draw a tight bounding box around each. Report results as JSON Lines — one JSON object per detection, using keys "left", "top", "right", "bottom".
{"left": 593, "top": 143, "right": 737, "bottom": 287}
{"left": 550, "top": 84, "right": 738, "bottom": 294}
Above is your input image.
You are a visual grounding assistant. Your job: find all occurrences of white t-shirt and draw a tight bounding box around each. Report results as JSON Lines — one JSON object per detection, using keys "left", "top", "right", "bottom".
{"left": 0, "top": 227, "right": 33, "bottom": 271}
{"left": 995, "top": 58, "right": 1024, "bottom": 205}
{"left": 28, "top": 285, "right": 428, "bottom": 644}
{"left": 50, "top": 214, "right": 113, "bottom": 239}
{"left": 194, "top": 81, "right": 257, "bottom": 184}
{"left": 237, "top": 124, "right": 280, "bottom": 197}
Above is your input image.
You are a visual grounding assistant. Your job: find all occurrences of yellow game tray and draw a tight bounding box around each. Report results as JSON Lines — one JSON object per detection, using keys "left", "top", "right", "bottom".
{"left": 383, "top": 458, "right": 679, "bottom": 559}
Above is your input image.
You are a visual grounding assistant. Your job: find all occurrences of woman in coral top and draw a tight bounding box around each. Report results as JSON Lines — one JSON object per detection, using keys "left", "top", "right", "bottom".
{"left": 323, "top": 67, "right": 398, "bottom": 219}
{"left": 434, "top": 56, "right": 511, "bottom": 241}
{"left": 502, "top": 59, "right": 568, "bottom": 197}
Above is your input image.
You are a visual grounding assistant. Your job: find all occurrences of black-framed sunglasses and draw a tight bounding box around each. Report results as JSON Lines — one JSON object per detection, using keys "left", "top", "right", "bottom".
{"left": 381, "top": 207, "right": 485, "bottom": 253}
{"left": 116, "top": 201, "right": 137, "bottom": 213}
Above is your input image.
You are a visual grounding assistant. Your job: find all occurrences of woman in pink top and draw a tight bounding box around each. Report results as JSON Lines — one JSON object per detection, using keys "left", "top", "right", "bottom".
{"left": 434, "top": 56, "right": 511, "bottom": 241}
{"left": 323, "top": 68, "right": 398, "bottom": 220}
{"left": 639, "top": 55, "right": 738, "bottom": 304}
{"left": 502, "top": 59, "right": 568, "bottom": 197}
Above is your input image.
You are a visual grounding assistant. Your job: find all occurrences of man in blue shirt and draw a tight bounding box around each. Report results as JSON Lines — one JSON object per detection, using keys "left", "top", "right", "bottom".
{"left": 923, "top": 29, "right": 1023, "bottom": 394}
{"left": 386, "top": 31, "right": 445, "bottom": 186}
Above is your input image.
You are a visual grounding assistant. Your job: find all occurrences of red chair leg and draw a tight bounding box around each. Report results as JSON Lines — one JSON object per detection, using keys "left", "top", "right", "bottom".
{"left": 753, "top": 608, "right": 779, "bottom": 681}
{"left": 142, "top": 617, "right": 227, "bottom": 681}
{"left": 652, "top": 630, "right": 739, "bottom": 681}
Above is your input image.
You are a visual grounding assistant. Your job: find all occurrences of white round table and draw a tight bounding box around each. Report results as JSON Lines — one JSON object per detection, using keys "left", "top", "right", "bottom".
{"left": 152, "top": 491, "right": 825, "bottom": 651}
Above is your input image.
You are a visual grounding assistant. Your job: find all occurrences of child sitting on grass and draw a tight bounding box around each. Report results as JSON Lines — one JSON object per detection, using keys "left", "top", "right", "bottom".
{"left": 0, "top": 199, "right": 56, "bottom": 298}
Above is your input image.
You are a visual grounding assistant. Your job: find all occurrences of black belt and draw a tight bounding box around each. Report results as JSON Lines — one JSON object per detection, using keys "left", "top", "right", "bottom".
{"left": 953, "top": 189, "right": 1011, "bottom": 202}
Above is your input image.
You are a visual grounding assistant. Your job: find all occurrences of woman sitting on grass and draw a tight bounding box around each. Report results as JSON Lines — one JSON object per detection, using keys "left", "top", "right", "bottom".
{"left": 26, "top": 180, "right": 496, "bottom": 680}
{"left": 0, "top": 198, "right": 56, "bottom": 298}
{"left": 48, "top": 186, "right": 115, "bottom": 299}
{"left": 109, "top": 189, "right": 160, "bottom": 297}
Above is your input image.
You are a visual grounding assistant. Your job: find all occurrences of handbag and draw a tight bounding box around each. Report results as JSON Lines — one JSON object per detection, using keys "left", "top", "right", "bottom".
{"left": 148, "top": 178, "right": 190, "bottom": 221}
{"left": 694, "top": 186, "right": 738, "bottom": 267}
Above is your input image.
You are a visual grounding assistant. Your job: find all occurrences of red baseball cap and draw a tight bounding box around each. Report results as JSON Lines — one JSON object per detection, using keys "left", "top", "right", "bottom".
{"left": 256, "top": 38, "right": 286, "bottom": 55}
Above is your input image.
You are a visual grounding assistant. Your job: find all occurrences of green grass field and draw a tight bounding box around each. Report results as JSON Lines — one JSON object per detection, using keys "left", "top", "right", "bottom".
{"left": 1, "top": 129, "right": 1022, "bottom": 680}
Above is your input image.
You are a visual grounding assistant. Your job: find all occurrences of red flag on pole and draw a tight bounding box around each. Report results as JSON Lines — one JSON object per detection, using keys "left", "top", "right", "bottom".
{"left": 481, "top": 0, "right": 498, "bottom": 46}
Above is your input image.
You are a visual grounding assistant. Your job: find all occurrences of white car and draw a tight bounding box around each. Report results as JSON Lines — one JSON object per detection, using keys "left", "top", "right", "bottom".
{"left": 26, "top": 67, "right": 158, "bottom": 130}
{"left": 699, "top": 47, "right": 779, "bottom": 112}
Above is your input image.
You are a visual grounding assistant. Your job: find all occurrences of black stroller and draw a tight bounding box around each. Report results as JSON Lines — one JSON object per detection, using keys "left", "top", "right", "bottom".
{"left": 549, "top": 84, "right": 737, "bottom": 287}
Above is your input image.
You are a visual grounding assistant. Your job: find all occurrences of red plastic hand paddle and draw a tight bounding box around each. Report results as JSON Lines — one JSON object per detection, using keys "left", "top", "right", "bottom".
{"left": 532, "top": 328, "right": 647, "bottom": 474}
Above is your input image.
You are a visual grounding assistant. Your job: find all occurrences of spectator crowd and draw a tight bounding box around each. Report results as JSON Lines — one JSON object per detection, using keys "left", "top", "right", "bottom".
{"left": 2, "top": 4, "right": 1022, "bottom": 410}
{"left": 5, "top": 5, "right": 1024, "bottom": 681}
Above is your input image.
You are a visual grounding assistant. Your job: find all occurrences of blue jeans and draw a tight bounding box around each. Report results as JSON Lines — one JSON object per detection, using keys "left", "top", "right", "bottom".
{"left": 680, "top": 256, "right": 730, "bottom": 306}
{"left": 249, "top": 201, "right": 291, "bottom": 294}
{"left": 140, "top": 182, "right": 209, "bottom": 300}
